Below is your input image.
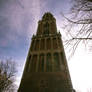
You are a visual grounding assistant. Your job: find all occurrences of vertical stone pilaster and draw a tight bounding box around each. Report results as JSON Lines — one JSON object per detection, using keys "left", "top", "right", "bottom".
{"left": 56, "top": 37, "right": 58, "bottom": 49}
{"left": 44, "top": 54, "right": 46, "bottom": 72}
{"left": 31, "top": 39, "right": 34, "bottom": 51}
{"left": 45, "top": 38, "right": 47, "bottom": 50}
{"left": 58, "top": 53, "right": 62, "bottom": 64}
{"left": 39, "top": 38, "right": 41, "bottom": 50}
{"left": 51, "top": 37, "right": 54, "bottom": 72}
{"left": 51, "top": 53, "right": 54, "bottom": 72}
{"left": 29, "top": 55, "right": 33, "bottom": 72}
{"left": 59, "top": 52, "right": 63, "bottom": 71}
{"left": 51, "top": 37, "right": 53, "bottom": 50}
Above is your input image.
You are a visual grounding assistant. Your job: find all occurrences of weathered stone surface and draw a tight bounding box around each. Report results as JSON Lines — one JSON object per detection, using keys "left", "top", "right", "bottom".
{"left": 18, "top": 12, "right": 74, "bottom": 92}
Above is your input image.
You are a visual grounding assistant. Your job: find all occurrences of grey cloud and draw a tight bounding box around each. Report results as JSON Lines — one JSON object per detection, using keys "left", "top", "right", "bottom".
{"left": 0, "top": 0, "right": 48, "bottom": 49}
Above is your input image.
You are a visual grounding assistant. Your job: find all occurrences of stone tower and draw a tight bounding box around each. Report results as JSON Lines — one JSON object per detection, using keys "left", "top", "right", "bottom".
{"left": 18, "top": 12, "right": 74, "bottom": 92}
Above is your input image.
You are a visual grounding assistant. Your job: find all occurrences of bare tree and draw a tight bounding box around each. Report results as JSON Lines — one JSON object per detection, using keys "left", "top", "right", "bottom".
{"left": 0, "top": 59, "right": 17, "bottom": 92}
{"left": 62, "top": 0, "right": 92, "bottom": 56}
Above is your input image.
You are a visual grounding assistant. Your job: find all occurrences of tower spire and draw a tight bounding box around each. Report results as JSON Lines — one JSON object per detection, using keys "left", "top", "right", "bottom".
{"left": 37, "top": 12, "right": 57, "bottom": 35}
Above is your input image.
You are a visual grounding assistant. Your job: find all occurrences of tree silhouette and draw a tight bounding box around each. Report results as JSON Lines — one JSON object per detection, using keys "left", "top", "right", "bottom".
{"left": 62, "top": 0, "right": 92, "bottom": 56}
{"left": 0, "top": 59, "right": 17, "bottom": 92}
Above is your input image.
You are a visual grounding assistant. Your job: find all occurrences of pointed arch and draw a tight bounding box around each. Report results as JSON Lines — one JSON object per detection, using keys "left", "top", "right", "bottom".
{"left": 46, "top": 53, "right": 52, "bottom": 72}
{"left": 53, "top": 52, "right": 60, "bottom": 71}
{"left": 43, "top": 22, "right": 49, "bottom": 35}
{"left": 38, "top": 54, "right": 44, "bottom": 72}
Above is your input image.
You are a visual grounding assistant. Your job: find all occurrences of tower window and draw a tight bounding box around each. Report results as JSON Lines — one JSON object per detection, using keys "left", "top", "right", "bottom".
{"left": 43, "top": 22, "right": 49, "bottom": 35}
{"left": 46, "top": 38, "right": 51, "bottom": 50}
{"left": 30, "top": 55, "right": 37, "bottom": 72}
{"left": 58, "top": 37, "right": 62, "bottom": 48}
{"left": 35, "top": 40, "right": 40, "bottom": 51}
{"left": 40, "top": 39, "right": 45, "bottom": 50}
{"left": 53, "top": 53, "right": 60, "bottom": 71}
{"left": 53, "top": 38, "right": 58, "bottom": 49}
{"left": 60, "top": 52, "right": 65, "bottom": 65}
{"left": 38, "top": 54, "right": 44, "bottom": 72}
{"left": 46, "top": 53, "right": 52, "bottom": 72}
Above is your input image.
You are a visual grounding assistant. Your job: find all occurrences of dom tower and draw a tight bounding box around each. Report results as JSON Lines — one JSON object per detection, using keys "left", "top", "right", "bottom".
{"left": 18, "top": 12, "right": 74, "bottom": 92}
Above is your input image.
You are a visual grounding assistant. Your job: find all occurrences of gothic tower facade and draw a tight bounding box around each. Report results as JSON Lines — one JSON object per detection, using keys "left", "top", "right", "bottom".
{"left": 18, "top": 12, "right": 74, "bottom": 92}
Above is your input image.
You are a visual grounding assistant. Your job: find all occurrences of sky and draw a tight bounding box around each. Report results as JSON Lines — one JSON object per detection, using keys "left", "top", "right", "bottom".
{"left": 0, "top": 0, "right": 92, "bottom": 92}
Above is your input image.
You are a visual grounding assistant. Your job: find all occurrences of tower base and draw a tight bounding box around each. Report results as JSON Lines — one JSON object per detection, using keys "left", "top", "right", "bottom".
{"left": 18, "top": 72, "right": 73, "bottom": 92}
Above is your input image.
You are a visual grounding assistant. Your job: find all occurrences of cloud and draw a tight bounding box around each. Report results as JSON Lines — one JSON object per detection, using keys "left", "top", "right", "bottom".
{"left": 0, "top": 0, "right": 48, "bottom": 40}
{"left": 0, "top": 0, "right": 48, "bottom": 60}
{"left": 0, "top": 0, "right": 72, "bottom": 59}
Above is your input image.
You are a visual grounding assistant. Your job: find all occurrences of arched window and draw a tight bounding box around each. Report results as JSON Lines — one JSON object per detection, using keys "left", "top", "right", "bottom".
{"left": 38, "top": 54, "right": 44, "bottom": 72}
{"left": 40, "top": 39, "right": 45, "bottom": 50}
{"left": 35, "top": 40, "right": 40, "bottom": 51}
{"left": 43, "top": 22, "right": 49, "bottom": 35}
{"left": 53, "top": 53, "right": 60, "bottom": 71}
{"left": 58, "top": 37, "right": 62, "bottom": 48}
{"left": 60, "top": 52, "right": 65, "bottom": 65}
{"left": 30, "top": 55, "right": 37, "bottom": 72}
{"left": 46, "top": 38, "right": 51, "bottom": 50}
{"left": 46, "top": 53, "right": 52, "bottom": 72}
{"left": 53, "top": 38, "right": 58, "bottom": 49}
